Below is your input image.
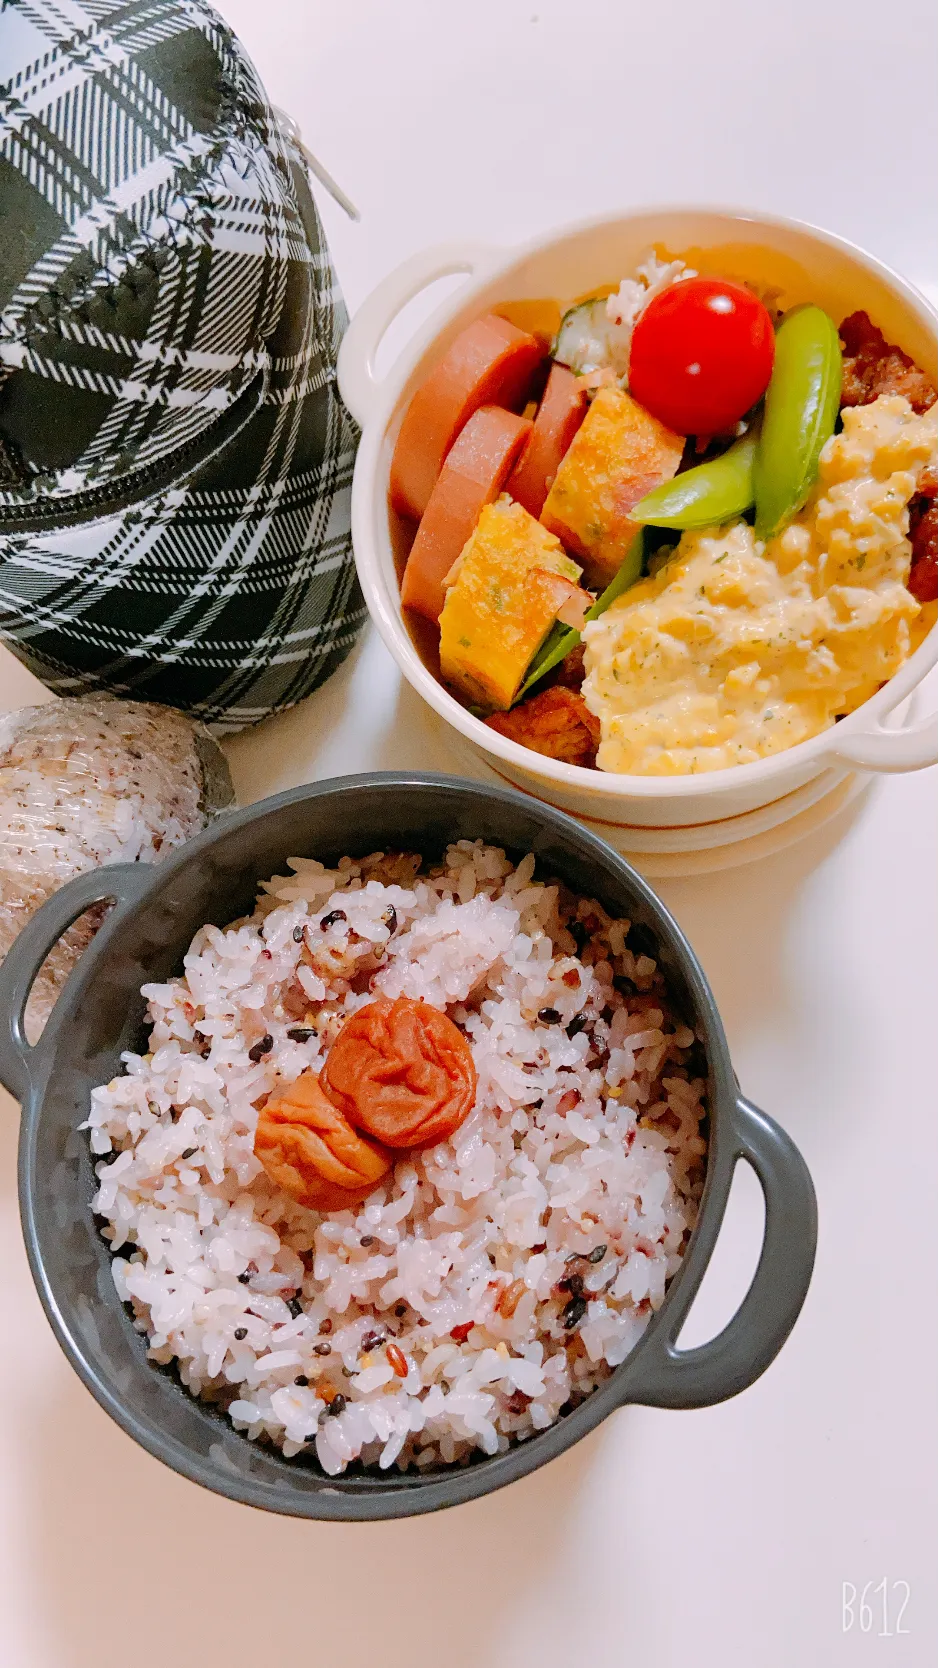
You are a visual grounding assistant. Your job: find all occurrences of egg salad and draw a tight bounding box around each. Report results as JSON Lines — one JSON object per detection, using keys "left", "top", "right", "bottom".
{"left": 582, "top": 396, "right": 937, "bottom": 776}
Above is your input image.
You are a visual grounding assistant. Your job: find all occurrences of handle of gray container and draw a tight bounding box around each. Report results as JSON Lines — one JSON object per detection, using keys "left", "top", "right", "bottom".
{"left": 0, "top": 864, "right": 151, "bottom": 1103}
{"left": 622, "top": 1096, "right": 817, "bottom": 1408}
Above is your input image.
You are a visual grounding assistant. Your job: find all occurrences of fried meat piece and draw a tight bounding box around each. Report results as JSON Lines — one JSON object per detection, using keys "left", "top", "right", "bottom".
{"left": 908, "top": 466, "right": 938, "bottom": 603}
{"left": 486, "top": 685, "right": 600, "bottom": 768}
{"left": 542, "top": 641, "right": 587, "bottom": 691}
{"left": 839, "top": 311, "right": 936, "bottom": 414}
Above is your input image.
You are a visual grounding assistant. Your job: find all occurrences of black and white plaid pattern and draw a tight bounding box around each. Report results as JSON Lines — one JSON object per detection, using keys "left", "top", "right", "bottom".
{"left": 0, "top": 0, "right": 364, "bottom": 729}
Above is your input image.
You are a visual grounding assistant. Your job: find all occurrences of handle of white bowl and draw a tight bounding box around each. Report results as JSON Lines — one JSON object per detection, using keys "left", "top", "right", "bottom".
{"left": 337, "top": 242, "right": 502, "bottom": 428}
{"left": 823, "top": 706, "right": 937, "bottom": 771}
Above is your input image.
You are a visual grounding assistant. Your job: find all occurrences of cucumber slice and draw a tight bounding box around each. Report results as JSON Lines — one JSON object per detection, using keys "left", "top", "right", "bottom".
{"left": 553, "top": 298, "right": 616, "bottom": 375}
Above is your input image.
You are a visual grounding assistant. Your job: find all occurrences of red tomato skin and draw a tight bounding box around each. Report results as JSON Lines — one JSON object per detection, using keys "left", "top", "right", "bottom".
{"left": 628, "top": 277, "right": 775, "bottom": 436}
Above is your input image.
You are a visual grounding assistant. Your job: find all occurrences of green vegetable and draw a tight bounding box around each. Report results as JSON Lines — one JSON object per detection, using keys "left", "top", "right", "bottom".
{"left": 553, "top": 297, "right": 613, "bottom": 375}
{"left": 631, "top": 430, "right": 757, "bottom": 529}
{"left": 753, "top": 304, "right": 842, "bottom": 540}
{"left": 514, "top": 529, "right": 644, "bottom": 702}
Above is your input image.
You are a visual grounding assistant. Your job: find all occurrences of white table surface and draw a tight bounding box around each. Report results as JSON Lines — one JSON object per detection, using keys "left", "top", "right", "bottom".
{"left": 1, "top": 3, "right": 936, "bottom": 1664}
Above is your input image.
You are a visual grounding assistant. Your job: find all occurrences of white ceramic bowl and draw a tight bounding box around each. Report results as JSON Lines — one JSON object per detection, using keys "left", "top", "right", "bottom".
{"left": 339, "top": 208, "right": 937, "bottom": 834}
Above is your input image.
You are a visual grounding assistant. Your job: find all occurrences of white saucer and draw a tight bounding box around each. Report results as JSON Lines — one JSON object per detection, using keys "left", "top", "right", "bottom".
{"left": 445, "top": 679, "right": 937, "bottom": 875}
{"left": 617, "top": 771, "right": 869, "bottom": 875}
{"left": 449, "top": 739, "right": 869, "bottom": 876}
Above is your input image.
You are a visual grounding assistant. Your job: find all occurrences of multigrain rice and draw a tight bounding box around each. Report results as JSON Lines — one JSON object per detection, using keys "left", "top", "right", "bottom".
{"left": 84, "top": 842, "right": 707, "bottom": 1474}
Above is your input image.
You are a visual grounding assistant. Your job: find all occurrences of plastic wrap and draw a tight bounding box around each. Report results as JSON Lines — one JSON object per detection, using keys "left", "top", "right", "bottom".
{"left": 0, "top": 697, "right": 234, "bottom": 1040}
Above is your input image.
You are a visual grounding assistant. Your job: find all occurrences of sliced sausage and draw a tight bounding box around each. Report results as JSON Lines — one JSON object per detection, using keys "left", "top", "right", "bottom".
{"left": 389, "top": 315, "right": 545, "bottom": 521}
{"left": 507, "top": 363, "right": 589, "bottom": 517}
{"left": 401, "top": 406, "right": 533, "bottom": 623}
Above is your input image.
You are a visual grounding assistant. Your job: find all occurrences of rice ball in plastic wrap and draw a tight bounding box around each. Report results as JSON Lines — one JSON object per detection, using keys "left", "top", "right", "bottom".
{"left": 0, "top": 0, "right": 363, "bottom": 730}
{"left": 0, "top": 697, "right": 234, "bottom": 1039}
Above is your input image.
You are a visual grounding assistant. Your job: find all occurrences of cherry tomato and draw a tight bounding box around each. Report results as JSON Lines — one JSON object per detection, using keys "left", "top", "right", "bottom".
{"left": 628, "top": 277, "right": 775, "bottom": 436}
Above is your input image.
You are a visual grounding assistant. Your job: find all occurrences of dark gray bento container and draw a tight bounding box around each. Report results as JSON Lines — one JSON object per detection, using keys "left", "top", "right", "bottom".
{"left": 0, "top": 773, "right": 816, "bottom": 1520}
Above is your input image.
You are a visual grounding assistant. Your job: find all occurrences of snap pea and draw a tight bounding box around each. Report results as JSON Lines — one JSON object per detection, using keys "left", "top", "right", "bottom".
{"left": 514, "top": 529, "right": 644, "bottom": 702}
{"left": 630, "top": 429, "right": 757, "bottom": 529}
{"left": 753, "top": 304, "right": 842, "bottom": 540}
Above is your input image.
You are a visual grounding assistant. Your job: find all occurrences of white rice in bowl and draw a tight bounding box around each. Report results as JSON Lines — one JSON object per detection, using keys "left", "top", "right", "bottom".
{"left": 84, "top": 841, "right": 708, "bottom": 1475}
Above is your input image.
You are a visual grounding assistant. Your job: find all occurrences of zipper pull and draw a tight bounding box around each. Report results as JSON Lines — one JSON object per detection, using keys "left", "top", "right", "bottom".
{"left": 272, "top": 106, "right": 361, "bottom": 222}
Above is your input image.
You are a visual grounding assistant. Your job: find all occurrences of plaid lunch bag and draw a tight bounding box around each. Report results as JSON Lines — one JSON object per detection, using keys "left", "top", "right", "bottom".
{"left": 0, "top": 0, "right": 364, "bottom": 730}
